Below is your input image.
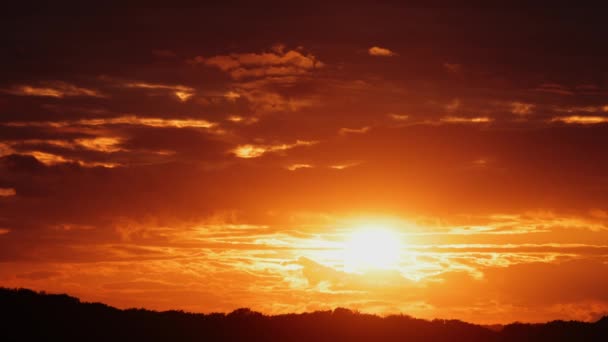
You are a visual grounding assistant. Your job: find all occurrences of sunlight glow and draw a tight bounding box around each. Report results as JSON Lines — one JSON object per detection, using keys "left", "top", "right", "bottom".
{"left": 343, "top": 225, "right": 402, "bottom": 273}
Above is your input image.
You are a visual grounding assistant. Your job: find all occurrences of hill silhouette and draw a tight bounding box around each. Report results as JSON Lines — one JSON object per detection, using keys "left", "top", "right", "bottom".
{"left": 1, "top": 288, "right": 607, "bottom": 341}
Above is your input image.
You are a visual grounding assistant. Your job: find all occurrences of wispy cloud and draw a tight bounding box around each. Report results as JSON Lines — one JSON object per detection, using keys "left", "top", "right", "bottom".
{"left": 339, "top": 126, "right": 370, "bottom": 135}
{"left": 511, "top": 102, "right": 535, "bottom": 116}
{"left": 368, "top": 46, "right": 397, "bottom": 57}
{"left": 329, "top": 162, "right": 360, "bottom": 170}
{"left": 6, "top": 116, "right": 216, "bottom": 129}
{"left": 388, "top": 114, "right": 409, "bottom": 121}
{"left": 191, "top": 45, "right": 322, "bottom": 80}
{"left": 122, "top": 81, "right": 195, "bottom": 102}
{"left": 226, "top": 115, "right": 259, "bottom": 125}
{"left": 5, "top": 81, "right": 104, "bottom": 98}
{"left": 286, "top": 163, "right": 313, "bottom": 171}
{"left": 440, "top": 116, "right": 492, "bottom": 124}
{"left": 25, "top": 151, "right": 119, "bottom": 168}
{"left": 551, "top": 115, "right": 608, "bottom": 124}
{"left": 232, "top": 140, "right": 317, "bottom": 159}
{"left": 5, "top": 137, "right": 124, "bottom": 153}
{"left": 0, "top": 188, "right": 16, "bottom": 197}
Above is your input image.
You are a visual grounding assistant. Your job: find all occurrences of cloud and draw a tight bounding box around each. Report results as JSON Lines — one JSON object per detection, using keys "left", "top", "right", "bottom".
{"left": 192, "top": 46, "right": 322, "bottom": 80}
{"left": 0, "top": 187, "right": 16, "bottom": 197}
{"left": 236, "top": 88, "right": 316, "bottom": 113}
{"left": 329, "top": 162, "right": 360, "bottom": 170}
{"left": 440, "top": 116, "right": 492, "bottom": 124}
{"left": 73, "top": 137, "right": 124, "bottom": 152}
{"left": 81, "top": 117, "right": 216, "bottom": 129}
{"left": 551, "top": 116, "right": 608, "bottom": 124}
{"left": 3, "top": 137, "right": 124, "bottom": 153}
{"left": 232, "top": 140, "right": 317, "bottom": 159}
{"left": 6, "top": 116, "right": 216, "bottom": 129}
{"left": 554, "top": 105, "right": 608, "bottom": 114}
{"left": 122, "top": 81, "right": 195, "bottom": 102}
{"left": 511, "top": 102, "right": 534, "bottom": 115}
{"left": 388, "top": 114, "right": 409, "bottom": 121}
{"left": 286, "top": 163, "right": 313, "bottom": 171}
{"left": 188, "top": 47, "right": 322, "bottom": 114}
{"left": 226, "top": 115, "right": 258, "bottom": 125}
{"left": 224, "top": 91, "right": 241, "bottom": 101}
{"left": 5, "top": 81, "right": 103, "bottom": 98}
{"left": 1, "top": 207, "right": 608, "bottom": 322}
{"left": 232, "top": 144, "right": 267, "bottom": 159}
{"left": 24, "top": 151, "right": 119, "bottom": 168}
{"left": 368, "top": 46, "right": 396, "bottom": 57}
{"left": 0, "top": 143, "right": 13, "bottom": 156}
{"left": 339, "top": 126, "right": 370, "bottom": 135}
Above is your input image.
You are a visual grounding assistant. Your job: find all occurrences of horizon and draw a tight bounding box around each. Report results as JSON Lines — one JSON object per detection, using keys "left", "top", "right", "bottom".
{"left": 4, "top": 287, "right": 608, "bottom": 327}
{"left": 7, "top": 287, "right": 607, "bottom": 342}
{"left": 1, "top": 4, "right": 608, "bottom": 326}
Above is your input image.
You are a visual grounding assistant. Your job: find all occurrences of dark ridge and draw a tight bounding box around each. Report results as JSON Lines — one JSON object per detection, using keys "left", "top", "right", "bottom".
{"left": 1, "top": 287, "right": 607, "bottom": 341}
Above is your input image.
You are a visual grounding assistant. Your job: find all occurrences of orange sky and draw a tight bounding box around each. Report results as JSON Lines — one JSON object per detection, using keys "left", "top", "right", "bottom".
{"left": 1, "top": 4, "right": 608, "bottom": 324}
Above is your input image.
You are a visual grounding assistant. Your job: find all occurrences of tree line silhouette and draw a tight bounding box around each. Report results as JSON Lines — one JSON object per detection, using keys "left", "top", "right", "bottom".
{"left": 1, "top": 287, "right": 607, "bottom": 341}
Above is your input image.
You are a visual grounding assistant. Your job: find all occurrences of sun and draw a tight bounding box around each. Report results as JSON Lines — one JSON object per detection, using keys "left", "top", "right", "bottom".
{"left": 343, "top": 226, "right": 402, "bottom": 273}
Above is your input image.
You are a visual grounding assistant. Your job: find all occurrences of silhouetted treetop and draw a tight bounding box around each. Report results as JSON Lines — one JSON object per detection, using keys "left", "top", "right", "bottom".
{"left": 1, "top": 287, "right": 606, "bottom": 342}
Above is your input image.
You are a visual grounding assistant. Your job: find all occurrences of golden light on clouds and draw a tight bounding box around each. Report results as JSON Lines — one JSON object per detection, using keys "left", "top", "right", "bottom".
{"left": 7, "top": 116, "right": 216, "bottom": 129}
{"left": 24, "top": 151, "right": 119, "bottom": 168}
{"left": 286, "top": 163, "right": 313, "bottom": 171}
{"left": 388, "top": 113, "right": 409, "bottom": 121}
{"left": 174, "top": 91, "right": 194, "bottom": 102}
{"left": 120, "top": 117, "right": 214, "bottom": 128}
{"left": 193, "top": 47, "right": 323, "bottom": 80}
{"left": 232, "top": 140, "right": 317, "bottom": 158}
{"left": 224, "top": 91, "right": 241, "bottom": 100}
{"left": 2, "top": 209, "right": 608, "bottom": 323}
{"left": 329, "top": 162, "right": 359, "bottom": 170}
{"left": 123, "top": 81, "right": 195, "bottom": 101}
{"left": 441, "top": 116, "right": 492, "bottom": 124}
{"left": 14, "top": 86, "right": 63, "bottom": 97}
{"left": 227, "top": 115, "right": 244, "bottom": 122}
{"left": 74, "top": 137, "right": 124, "bottom": 153}
{"left": 7, "top": 82, "right": 103, "bottom": 98}
{"left": 227, "top": 115, "right": 258, "bottom": 124}
{"left": 511, "top": 102, "right": 535, "bottom": 115}
{"left": 368, "top": 46, "right": 396, "bottom": 57}
{"left": 232, "top": 144, "right": 267, "bottom": 158}
{"left": 551, "top": 115, "right": 608, "bottom": 124}
{"left": 28, "top": 151, "right": 70, "bottom": 165}
{"left": 0, "top": 142, "right": 13, "bottom": 156}
{"left": 0, "top": 187, "right": 16, "bottom": 197}
{"left": 339, "top": 126, "right": 370, "bottom": 135}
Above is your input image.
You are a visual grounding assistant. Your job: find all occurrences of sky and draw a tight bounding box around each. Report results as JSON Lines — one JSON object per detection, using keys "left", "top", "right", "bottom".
{"left": 1, "top": 4, "right": 608, "bottom": 324}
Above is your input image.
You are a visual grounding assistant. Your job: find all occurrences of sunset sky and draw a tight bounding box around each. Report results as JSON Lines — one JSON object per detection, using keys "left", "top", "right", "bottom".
{"left": 1, "top": 4, "right": 608, "bottom": 324}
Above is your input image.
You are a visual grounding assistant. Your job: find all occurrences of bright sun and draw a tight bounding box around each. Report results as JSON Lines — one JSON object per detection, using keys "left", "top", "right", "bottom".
{"left": 343, "top": 226, "right": 402, "bottom": 273}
